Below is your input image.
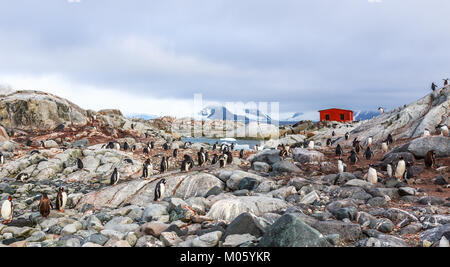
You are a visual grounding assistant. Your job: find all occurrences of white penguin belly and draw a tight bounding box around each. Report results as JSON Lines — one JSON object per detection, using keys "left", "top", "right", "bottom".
{"left": 367, "top": 168, "right": 378, "bottom": 184}
{"left": 308, "top": 141, "right": 315, "bottom": 149}
{"left": 1, "top": 201, "right": 12, "bottom": 220}
{"left": 160, "top": 185, "right": 165, "bottom": 199}
{"left": 61, "top": 192, "right": 67, "bottom": 209}
{"left": 395, "top": 161, "right": 406, "bottom": 179}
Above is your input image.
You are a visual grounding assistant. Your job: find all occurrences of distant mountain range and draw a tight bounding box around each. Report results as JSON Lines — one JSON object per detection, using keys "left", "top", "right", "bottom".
{"left": 354, "top": 110, "right": 380, "bottom": 121}
{"left": 125, "top": 113, "right": 159, "bottom": 120}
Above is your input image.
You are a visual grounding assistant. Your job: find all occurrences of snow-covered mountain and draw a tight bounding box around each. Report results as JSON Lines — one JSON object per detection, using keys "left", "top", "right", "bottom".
{"left": 125, "top": 113, "right": 159, "bottom": 120}
{"left": 199, "top": 105, "right": 273, "bottom": 124}
{"left": 353, "top": 110, "right": 380, "bottom": 121}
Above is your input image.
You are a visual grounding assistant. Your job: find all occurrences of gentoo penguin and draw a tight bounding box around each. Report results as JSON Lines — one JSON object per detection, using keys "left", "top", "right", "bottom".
{"left": 123, "top": 142, "right": 129, "bottom": 151}
{"left": 106, "top": 141, "right": 115, "bottom": 149}
{"left": 403, "top": 162, "right": 414, "bottom": 181}
{"left": 15, "top": 173, "right": 28, "bottom": 183}
{"left": 30, "top": 150, "right": 40, "bottom": 155}
{"left": 77, "top": 158, "right": 84, "bottom": 169}
{"left": 381, "top": 142, "right": 388, "bottom": 153}
{"left": 279, "top": 147, "right": 288, "bottom": 158}
{"left": 423, "top": 128, "right": 430, "bottom": 137}
{"left": 183, "top": 142, "right": 192, "bottom": 149}
{"left": 308, "top": 140, "right": 315, "bottom": 150}
{"left": 345, "top": 132, "right": 350, "bottom": 141}
{"left": 154, "top": 179, "right": 166, "bottom": 202}
{"left": 150, "top": 141, "right": 155, "bottom": 149}
{"left": 142, "top": 162, "right": 149, "bottom": 178}
{"left": 354, "top": 141, "right": 362, "bottom": 154}
{"left": 205, "top": 151, "right": 209, "bottom": 163}
{"left": 424, "top": 150, "right": 436, "bottom": 169}
{"left": 444, "top": 78, "right": 449, "bottom": 87}
{"left": 326, "top": 138, "right": 332, "bottom": 147}
{"left": 110, "top": 167, "right": 119, "bottom": 186}
{"left": 160, "top": 156, "right": 168, "bottom": 173}
{"left": 1, "top": 196, "right": 13, "bottom": 224}
{"left": 212, "top": 143, "right": 217, "bottom": 151}
{"left": 124, "top": 158, "right": 133, "bottom": 164}
{"left": 348, "top": 150, "right": 359, "bottom": 165}
{"left": 0, "top": 152, "right": 4, "bottom": 165}
{"left": 181, "top": 155, "right": 194, "bottom": 172}
{"left": 41, "top": 141, "right": 45, "bottom": 148}
{"left": 231, "top": 143, "right": 235, "bottom": 151}
{"left": 239, "top": 149, "right": 244, "bottom": 159}
{"left": 363, "top": 165, "right": 378, "bottom": 184}
{"left": 55, "top": 187, "right": 67, "bottom": 212}
{"left": 254, "top": 144, "right": 260, "bottom": 151}
{"left": 197, "top": 150, "right": 206, "bottom": 166}
{"left": 173, "top": 149, "right": 178, "bottom": 158}
{"left": 219, "top": 154, "right": 227, "bottom": 168}
{"left": 38, "top": 193, "right": 53, "bottom": 218}
{"left": 335, "top": 144, "right": 343, "bottom": 156}
{"left": 143, "top": 147, "right": 149, "bottom": 155}
{"left": 352, "top": 138, "right": 358, "bottom": 148}
{"left": 387, "top": 134, "right": 393, "bottom": 145}
{"left": 386, "top": 164, "right": 393, "bottom": 178}
{"left": 226, "top": 151, "right": 233, "bottom": 164}
{"left": 211, "top": 154, "right": 219, "bottom": 165}
{"left": 378, "top": 107, "right": 384, "bottom": 114}
{"left": 367, "top": 137, "right": 373, "bottom": 147}
{"left": 337, "top": 158, "right": 346, "bottom": 174}
{"left": 163, "top": 143, "right": 169, "bottom": 150}
{"left": 26, "top": 139, "right": 33, "bottom": 146}
{"left": 131, "top": 145, "right": 136, "bottom": 152}
{"left": 436, "top": 124, "right": 449, "bottom": 136}
{"left": 365, "top": 146, "right": 373, "bottom": 160}
{"left": 113, "top": 142, "right": 121, "bottom": 150}
{"left": 431, "top": 82, "right": 438, "bottom": 91}
{"left": 332, "top": 131, "right": 336, "bottom": 137}
{"left": 394, "top": 157, "right": 406, "bottom": 179}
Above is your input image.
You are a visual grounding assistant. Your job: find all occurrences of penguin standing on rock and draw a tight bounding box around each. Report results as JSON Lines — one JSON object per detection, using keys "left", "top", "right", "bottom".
{"left": 335, "top": 144, "right": 343, "bottom": 157}
{"left": 77, "top": 158, "right": 84, "bottom": 170}
{"left": 394, "top": 157, "right": 406, "bottom": 179}
{"left": 143, "top": 147, "right": 149, "bottom": 155}
{"left": 181, "top": 155, "right": 194, "bottom": 172}
{"left": 367, "top": 137, "right": 373, "bottom": 147}
{"left": 363, "top": 165, "right": 379, "bottom": 184}
{"left": 387, "top": 134, "right": 393, "bottom": 145}
{"left": 219, "top": 154, "right": 227, "bottom": 168}
{"left": 110, "top": 168, "right": 119, "bottom": 186}
{"left": 403, "top": 162, "right": 414, "bottom": 182}
{"left": 226, "top": 151, "right": 233, "bottom": 164}
{"left": 163, "top": 143, "right": 169, "bottom": 151}
{"left": 55, "top": 187, "right": 67, "bottom": 212}
{"left": 198, "top": 148, "right": 206, "bottom": 166}
{"left": 424, "top": 150, "right": 436, "bottom": 169}
{"left": 365, "top": 146, "right": 374, "bottom": 160}
{"left": 381, "top": 142, "right": 388, "bottom": 153}
{"left": 308, "top": 140, "right": 315, "bottom": 150}
{"left": 150, "top": 141, "right": 155, "bottom": 149}
{"left": 423, "top": 128, "right": 431, "bottom": 137}
{"left": 386, "top": 164, "right": 393, "bottom": 178}
{"left": 211, "top": 154, "right": 219, "bottom": 165}
{"left": 142, "top": 162, "right": 149, "bottom": 178}
{"left": 444, "top": 78, "right": 449, "bottom": 87}
{"left": 39, "top": 193, "right": 53, "bottom": 218}
{"left": 337, "top": 157, "right": 346, "bottom": 173}
{"left": 348, "top": 150, "right": 359, "bottom": 165}
{"left": 326, "top": 138, "right": 332, "bottom": 147}
{"left": 1, "top": 196, "right": 13, "bottom": 224}
{"left": 239, "top": 149, "right": 244, "bottom": 159}
{"left": 160, "top": 156, "right": 168, "bottom": 173}
{"left": 123, "top": 142, "right": 129, "bottom": 151}
{"left": 332, "top": 131, "right": 336, "bottom": 137}
{"left": 0, "top": 152, "right": 4, "bottom": 165}
{"left": 173, "top": 149, "right": 178, "bottom": 158}
{"left": 15, "top": 173, "right": 28, "bottom": 183}
{"left": 431, "top": 82, "right": 438, "bottom": 91}
{"left": 354, "top": 141, "right": 362, "bottom": 154}
{"left": 436, "top": 124, "right": 449, "bottom": 136}
{"left": 154, "top": 179, "right": 166, "bottom": 202}
{"left": 345, "top": 132, "right": 350, "bottom": 141}
{"left": 378, "top": 107, "right": 384, "bottom": 114}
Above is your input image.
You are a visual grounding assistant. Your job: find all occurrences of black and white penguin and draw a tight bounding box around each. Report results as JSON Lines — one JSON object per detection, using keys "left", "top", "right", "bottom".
{"left": 55, "top": 187, "right": 67, "bottom": 212}
{"left": 386, "top": 164, "right": 393, "bottom": 178}
{"left": 367, "top": 136, "right": 373, "bottom": 147}
{"left": 124, "top": 158, "right": 133, "bottom": 164}
{"left": 1, "top": 196, "right": 13, "bottom": 224}
{"left": 365, "top": 164, "right": 378, "bottom": 184}
{"left": 431, "top": 82, "right": 438, "bottom": 91}
{"left": 205, "top": 151, "right": 209, "bottom": 163}
{"left": 26, "top": 139, "right": 33, "bottom": 147}
{"left": 211, "top": 154, "right": 219, "bottom": 165}
{"left": 381, "top": 142, "right": 388, "bottom": 153}
{"left": 173, "top": 149, "right": 178, "bottom": 158}
{"left": 131, "top": 145, "right": 136, "bottom": 152}
{"left": 77, "top": 158, "right": 84, "bottom": 170}
{"left": 332, "top": 131, "right": 336, "bottom": 137}
{"left": 154, "top": 179, "right": 166, "bottom": 202}
{"left": 424, "top": 150, "right": 436, "bottom": 169}
{"left": 436, "top": 124, "right": 449, "bottom": 136}
{"left": 335, "top": 144, "right": 343, "bottom": 156}
{"left": 39, "top": 193, "right": 52, "bottom": 218}
{"left": 149, "top": 141, "right": 155, "bottom": 149}
{"left": 15, "top": 173, "right": 28, "bottom": 183}
{"left": 423, "top": 128, "right": 431, "bottom": 137}
{"left": 162, "top": 143, "right": 169, "bottom": 150}
{"left": 403, "top": 162, "right": 414, "bottom": 181}
{"left": 123, "top": 142, "right": 129, "bottom": 151}
{"left": 226, "top": 151, "right": 233, "bottom": 164}
{"left": 219, "top": 155, "right": 226, "bottom": 168}
{"left": 198, "top": 148, "right": 206, "bottom": 166}
{"left": 231, "top": 143, "right": 235, "bottom": 151}
{"left": 378, "top": 107, "right": 384, "bottom": 114}
{"left": 0, "top": 152, "right": 4, "bottom": 165}
{"left": 40, "top": 141, "right": 45, "bottom": 148}
{"left": 114, "top": 142, "right": 121, "bottom": 150}
{"left": 394, "top": 156, "right": 406, "bottom": 179}
{"left": 106, "top": 141, "right": 115, "bottom": 149}
{"left": 279, "top": 147, "right": 288, "bottom": 158}
{"left": 142, "top": 162, "right": 149, "bottom": 178}
{"left": 30, "top": 150, "right": 40, "bottom": 155}
{"left": 326, "top": 138, "right": 332, "bottom": 147}
{"left": 160, "top": 156, "right": 168, "bottom": 173}
{"left": 348, "top": 150, "right": 359, "bottom": 165}
{"left": 444, "top": 78, "right": 449, "bottom": 87}
{"left": 387, "top": 134, "right": 393, "bottom": 145}
{"left": 364, "top": 146, "right": 373, "bottom": 160}
{"left": 345, "top": 132, "right": 350, "bottom": 141}
{"left": 212, "top": 143, "right": 217, "bottom": 151}
{"left": 143, "top": 147, "right": 150, "bottom": 155}
{"left": 352, "top": 138, "right": 358, "bottom": 148}
{"left": 239, "top": 149, "right": 244, "bottom": 159}
{"left": 110, "top": 168, "right": 119, "bottom": 186}
{"left": 337, "top": 157, "right": 346, "bottom": 174}
{"left": 181, "top": 157, "right": 194, "bottom": 172}
{"left": 354, "top": 141, "right": 362, "bottom": 154}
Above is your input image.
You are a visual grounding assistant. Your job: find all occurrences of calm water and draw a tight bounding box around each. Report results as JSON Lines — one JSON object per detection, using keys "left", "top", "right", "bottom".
{"left": 181, "top": 137, "right": 261, "bottom": 150}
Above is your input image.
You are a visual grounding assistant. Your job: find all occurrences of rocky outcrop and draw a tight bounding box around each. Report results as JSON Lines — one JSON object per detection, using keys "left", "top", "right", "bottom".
{"left": 0, "top": 91, "right": 89, "bottom": 131}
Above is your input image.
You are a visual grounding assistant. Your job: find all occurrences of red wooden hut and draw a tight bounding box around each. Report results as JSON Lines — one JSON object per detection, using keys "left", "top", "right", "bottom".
{"left": 319, "top": 108, "right": 353, "bottom": 122}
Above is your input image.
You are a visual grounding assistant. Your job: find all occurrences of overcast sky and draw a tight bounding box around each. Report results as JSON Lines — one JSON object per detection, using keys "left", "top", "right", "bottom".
{"left": 0, "top": 0, "right": 449, "bottom": 120}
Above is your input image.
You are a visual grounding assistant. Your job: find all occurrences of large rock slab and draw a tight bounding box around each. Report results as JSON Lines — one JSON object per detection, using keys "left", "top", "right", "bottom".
{"left": 258, "top": 214, "right": 330, "bottom": 247}
{"left": 206, "top": 196, "right": 288, "bottom": 221}
{"left": 293, "top": 148, "right": 324, "bottom": 163}
{"left": 390, "top": 136, "right": 450, "bottom": 158}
